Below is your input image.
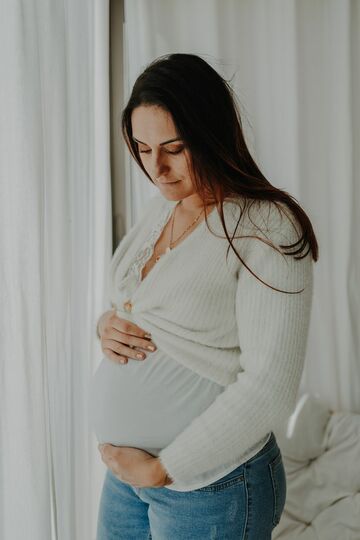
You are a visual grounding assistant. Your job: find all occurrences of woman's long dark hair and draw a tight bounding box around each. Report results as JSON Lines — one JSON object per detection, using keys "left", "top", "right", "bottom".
{"left": 121, "top": 53, "right": 319, "bottom": 293}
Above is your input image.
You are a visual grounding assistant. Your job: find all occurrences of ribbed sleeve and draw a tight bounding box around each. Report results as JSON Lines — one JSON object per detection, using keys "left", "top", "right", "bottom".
{"left": 157, "top": 205, "right": 314, "bottom": 487}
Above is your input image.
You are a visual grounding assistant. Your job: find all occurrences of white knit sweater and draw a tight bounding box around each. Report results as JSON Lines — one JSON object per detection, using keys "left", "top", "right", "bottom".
{"left": 108, "top": 193, "right": 314, "bottom": 489}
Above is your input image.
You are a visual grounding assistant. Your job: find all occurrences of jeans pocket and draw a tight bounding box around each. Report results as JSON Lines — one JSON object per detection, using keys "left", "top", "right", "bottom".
{"left": 268, "top": 451, "right": 287, "bottom": 526}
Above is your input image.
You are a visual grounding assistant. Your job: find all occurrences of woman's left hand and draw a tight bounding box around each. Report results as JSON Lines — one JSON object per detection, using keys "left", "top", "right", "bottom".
{"left": 98, "top": 444, "right": 173, "bottom": 488}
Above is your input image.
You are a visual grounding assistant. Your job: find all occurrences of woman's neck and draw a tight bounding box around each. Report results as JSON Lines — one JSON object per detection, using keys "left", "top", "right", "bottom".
{"left": 178, "top": 195, "right": 217, "bottom": 215}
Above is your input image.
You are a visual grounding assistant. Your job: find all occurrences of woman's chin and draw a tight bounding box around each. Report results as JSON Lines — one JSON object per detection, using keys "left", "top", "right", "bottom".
{"left": 157, "top": 182, "right": 183, "bottom": 199}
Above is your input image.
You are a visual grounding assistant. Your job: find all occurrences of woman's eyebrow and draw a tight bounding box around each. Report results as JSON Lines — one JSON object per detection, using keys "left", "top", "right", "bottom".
{"left": 132, "top": 136, "right": 182, "bottom": 146}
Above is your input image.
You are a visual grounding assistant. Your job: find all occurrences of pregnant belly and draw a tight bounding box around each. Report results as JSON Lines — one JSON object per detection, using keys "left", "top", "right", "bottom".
{"left": 88, "top": 350, "right": 225, "bottom": 457}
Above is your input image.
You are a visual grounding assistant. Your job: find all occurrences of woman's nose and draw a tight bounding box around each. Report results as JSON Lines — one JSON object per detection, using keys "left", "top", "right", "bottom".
{"left": 151, "top": 155, "right": 169, "bottom": 178}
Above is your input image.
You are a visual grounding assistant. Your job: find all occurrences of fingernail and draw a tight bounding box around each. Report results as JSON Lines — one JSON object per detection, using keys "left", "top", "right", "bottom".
{"left": 144, "top": 332, "right": 152, "bottom": 339}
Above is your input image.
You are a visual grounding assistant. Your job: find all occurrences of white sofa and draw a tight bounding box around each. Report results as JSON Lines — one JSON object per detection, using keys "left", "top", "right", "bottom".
{"left": 272, "top": 393, "right": 360, "bottom": 539}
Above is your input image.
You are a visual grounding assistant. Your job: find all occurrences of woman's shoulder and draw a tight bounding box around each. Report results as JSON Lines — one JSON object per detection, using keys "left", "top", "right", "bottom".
{"left": 113, "top": 193, "right": 166, "bottom": 251}
{"left": 127, "top": 193, "right": 168, "bottom": 233}
{"left": 223, "top": 196, "right": 301, "bottom": 244}
{"left": 141, "top": 192, "right": 168, "bottom": 217}
{"left": 222, "top": 197, "right": 312, "bottom": 292}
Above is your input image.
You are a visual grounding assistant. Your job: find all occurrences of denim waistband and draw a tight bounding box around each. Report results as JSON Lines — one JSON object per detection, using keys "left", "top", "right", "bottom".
{"left": 262, "top": 431, "right": 276, "bottom": 453}
{"left": 247, "top": 431, "right": 278, "bottom": 464}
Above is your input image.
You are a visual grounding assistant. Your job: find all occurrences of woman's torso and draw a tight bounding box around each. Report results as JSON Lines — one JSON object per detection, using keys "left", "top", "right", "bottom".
{"left": 88, "top": 197, "right": 271, "bottom": 464}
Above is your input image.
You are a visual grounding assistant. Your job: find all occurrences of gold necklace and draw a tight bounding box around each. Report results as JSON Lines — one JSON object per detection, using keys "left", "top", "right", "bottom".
{"left": 153, "top": 200, "right": 205, "bottom": 263}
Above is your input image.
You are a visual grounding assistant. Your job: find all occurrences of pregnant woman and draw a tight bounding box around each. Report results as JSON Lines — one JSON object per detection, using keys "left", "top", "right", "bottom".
{"left": 89, "top": 53, "right": 318, "bottom": 539}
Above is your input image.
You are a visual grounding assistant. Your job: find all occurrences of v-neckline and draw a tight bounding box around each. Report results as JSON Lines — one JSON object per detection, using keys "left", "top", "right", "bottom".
{"left": 136, "top": 200, "right": 218, "bottom": 289}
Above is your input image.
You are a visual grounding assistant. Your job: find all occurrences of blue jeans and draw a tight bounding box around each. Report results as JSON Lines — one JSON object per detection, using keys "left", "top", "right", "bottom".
{"left": 96, "top": 432, "right": 286, "bottom": 539}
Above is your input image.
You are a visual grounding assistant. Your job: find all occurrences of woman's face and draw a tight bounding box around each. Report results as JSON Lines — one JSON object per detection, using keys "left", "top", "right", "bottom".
{"left": 131, "top": 105, "right": 198, "bottom": 202}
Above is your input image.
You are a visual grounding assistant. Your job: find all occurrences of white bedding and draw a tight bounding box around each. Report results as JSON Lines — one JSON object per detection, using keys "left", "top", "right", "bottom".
{"left": 272, "top": 393, "right": 360, "bottom": 539}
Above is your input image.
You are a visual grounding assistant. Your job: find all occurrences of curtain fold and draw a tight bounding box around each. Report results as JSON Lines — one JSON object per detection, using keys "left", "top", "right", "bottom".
{"left": 0, "top": 1, "right": 111, "bottom": 538}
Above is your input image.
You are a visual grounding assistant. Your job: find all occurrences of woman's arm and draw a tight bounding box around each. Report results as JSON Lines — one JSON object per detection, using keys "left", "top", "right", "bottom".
{"left": 157, "top": 207, "right": 314, "bottom": 487}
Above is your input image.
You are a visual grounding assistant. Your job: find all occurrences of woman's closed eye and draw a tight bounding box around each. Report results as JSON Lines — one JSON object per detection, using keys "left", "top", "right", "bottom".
{"left": 139, "top": 147, "right": 184, "bottom": 155}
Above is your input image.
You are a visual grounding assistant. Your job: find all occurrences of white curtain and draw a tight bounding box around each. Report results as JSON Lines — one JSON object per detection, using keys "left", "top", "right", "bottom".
{"left": 0, "top": 1, "right": 111, "bottom": 539}
{"left": 124, "top": 0, "right": 360, "bottom": 414}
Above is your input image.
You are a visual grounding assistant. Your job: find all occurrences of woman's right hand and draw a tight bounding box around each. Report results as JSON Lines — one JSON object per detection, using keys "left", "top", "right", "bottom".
{"left": 97, "top": 309, "right": 157, "bottom": 365}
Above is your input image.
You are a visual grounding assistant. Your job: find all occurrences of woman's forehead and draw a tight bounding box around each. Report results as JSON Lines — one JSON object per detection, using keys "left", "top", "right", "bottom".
{"left": 131, "top": 105, "right": 180, "bottom": 144}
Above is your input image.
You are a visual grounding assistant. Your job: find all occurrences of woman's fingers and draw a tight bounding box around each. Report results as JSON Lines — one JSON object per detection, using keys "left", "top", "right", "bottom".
{"left": 112, "top": 314, "right": 152, "bottom": 341}
{"left": 102, "top": 348, "right": 129, "bottom": 365}
{"left": 102, "top": 322, "right": 157, "bottom": 352}
{"left": 99, "top": 311, "right": 157, "bottom": 364}
{"left": 115, "top": 330, "right": 157, "bottom": 352}
{"left": 102, "top": 339, "right": 146, "bottom": 361}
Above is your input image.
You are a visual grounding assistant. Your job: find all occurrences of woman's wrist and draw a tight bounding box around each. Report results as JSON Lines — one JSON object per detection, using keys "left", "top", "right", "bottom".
{"left": 153, "top": 458, "right": 173, "bottom": 486}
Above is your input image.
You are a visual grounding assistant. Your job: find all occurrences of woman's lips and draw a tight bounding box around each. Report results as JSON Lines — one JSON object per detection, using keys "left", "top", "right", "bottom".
{"left": 160, "top": 180, "right": 180, "bottom": 185}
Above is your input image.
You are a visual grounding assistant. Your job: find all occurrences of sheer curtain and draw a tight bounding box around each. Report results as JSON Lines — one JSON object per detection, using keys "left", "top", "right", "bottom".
{"left": 123, "top": 0, "right": 360, "bottom": 413}
{"left": 0, "top": 1, "right": 111, "bottom": 539}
